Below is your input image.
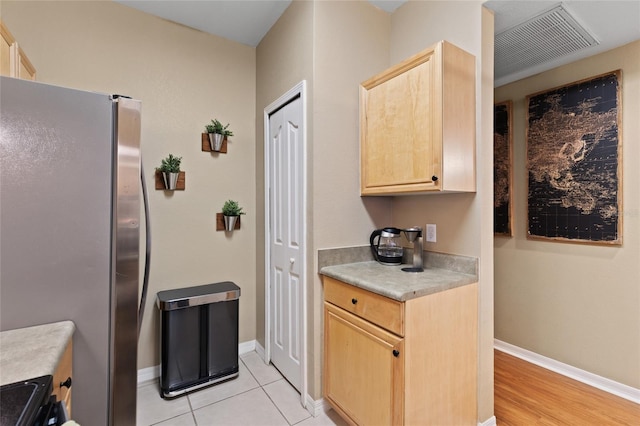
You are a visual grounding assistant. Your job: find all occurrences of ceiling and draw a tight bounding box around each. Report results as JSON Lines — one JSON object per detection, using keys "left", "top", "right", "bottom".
{"left": 115, "top": 0, "right": 640, "bottom": 86}
{"left": 485, "top": 0, "right": 640, "bottom": 86}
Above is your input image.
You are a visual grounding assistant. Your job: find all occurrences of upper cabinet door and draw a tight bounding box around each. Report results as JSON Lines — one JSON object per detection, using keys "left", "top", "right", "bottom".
{"left": 360, "top": 41, "right": 475, "bottom": 196}
{"left": 0, "top": 20, "right": 36, "bottom": 80}
{"left": 1, "top": 21, "right": 16, "bottom": 77}
{"left": 16, "top": 44, "right": 36, "bottom": 80}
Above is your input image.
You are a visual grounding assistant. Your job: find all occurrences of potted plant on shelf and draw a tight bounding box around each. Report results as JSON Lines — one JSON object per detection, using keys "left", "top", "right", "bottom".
{"left": 205, "top": 119, "right": 234, "bottom": 152}
{"left": 157, "top": 154, "right": 182, "bottom": 190}
{"left": 221, "top": 199, "right": 245, "bottom": 231}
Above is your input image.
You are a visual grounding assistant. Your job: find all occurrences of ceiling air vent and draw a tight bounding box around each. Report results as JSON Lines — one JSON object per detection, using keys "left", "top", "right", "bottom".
{"left": 495, "top": 4, "right": 599, "bottom": 80}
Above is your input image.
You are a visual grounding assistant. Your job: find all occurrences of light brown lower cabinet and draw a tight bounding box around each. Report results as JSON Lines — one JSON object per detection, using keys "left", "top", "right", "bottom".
{"left": 52, "top": 339, "right": 73, "bottom": 416}
{"left": 323, "top": 276, "right": 478, "bottom": 426}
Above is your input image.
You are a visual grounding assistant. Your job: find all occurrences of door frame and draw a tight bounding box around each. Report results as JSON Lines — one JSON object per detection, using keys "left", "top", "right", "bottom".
{"left": 263, "top": 80, "right": 308, "bottom": 407}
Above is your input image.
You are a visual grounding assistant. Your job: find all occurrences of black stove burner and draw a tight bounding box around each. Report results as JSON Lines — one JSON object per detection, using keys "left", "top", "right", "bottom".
{"left": 0, "top": 375, "right": 52, "bottom": 426}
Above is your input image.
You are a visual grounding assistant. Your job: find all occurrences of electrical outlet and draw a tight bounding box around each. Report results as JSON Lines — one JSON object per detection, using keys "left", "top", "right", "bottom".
{"left": 426, "top": 224, "right": 436, "bottom": 242}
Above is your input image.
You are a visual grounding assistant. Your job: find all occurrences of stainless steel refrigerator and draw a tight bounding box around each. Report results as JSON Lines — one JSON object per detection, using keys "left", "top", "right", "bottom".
{"left": 0, "top": 76, "right": 146, "bottom": 425}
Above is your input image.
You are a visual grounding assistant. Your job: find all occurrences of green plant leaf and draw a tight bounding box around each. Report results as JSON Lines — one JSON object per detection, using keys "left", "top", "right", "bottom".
{"left": 158, "top": 154, "right": 182, "bottom": 173}
{"left": 222, "top": 199, "right": 245, "bottom": 216}
{"left": 206, "top": 118, "right": 233, "bottom": 137}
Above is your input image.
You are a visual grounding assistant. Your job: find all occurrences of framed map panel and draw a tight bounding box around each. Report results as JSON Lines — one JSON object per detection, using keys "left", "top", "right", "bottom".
{"left": 494, "top": 100, "right": 513, "bottom": 236}
{"left": 526, "top": 71, "right": 622, "bottom": 245}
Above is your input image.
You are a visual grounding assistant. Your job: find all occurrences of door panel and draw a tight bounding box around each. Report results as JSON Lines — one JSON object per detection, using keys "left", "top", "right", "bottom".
{"left": 268, "top": 96, "right": 303, "bottom": 391}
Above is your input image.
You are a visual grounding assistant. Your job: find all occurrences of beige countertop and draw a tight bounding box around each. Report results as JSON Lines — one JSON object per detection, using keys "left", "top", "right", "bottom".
{"left": 0, "top": 321, "right": 75, "bottom": 386}
{"left": 320, "top": 261, "right": 477, "bottom": 301}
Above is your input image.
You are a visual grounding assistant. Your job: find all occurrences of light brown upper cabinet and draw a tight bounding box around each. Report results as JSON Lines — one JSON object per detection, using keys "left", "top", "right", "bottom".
{"left": 0, "top": 20, "right": 36, "bottom": 80}
{"left": 1, "top": 21, "right": 15, "bottom": 77}
{"left": 360, "top": 40, "right": 475, "bottom": 195}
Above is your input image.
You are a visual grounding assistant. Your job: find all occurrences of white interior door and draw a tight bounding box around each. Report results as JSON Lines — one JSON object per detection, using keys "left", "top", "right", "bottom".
{"left": 268, "top": 95, "right": 304, "bottom": 393}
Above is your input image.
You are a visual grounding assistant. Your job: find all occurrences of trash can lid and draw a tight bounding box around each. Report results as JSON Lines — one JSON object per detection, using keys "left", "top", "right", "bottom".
{"left": 156, "top": 281, "right": 240, "bottom": 311}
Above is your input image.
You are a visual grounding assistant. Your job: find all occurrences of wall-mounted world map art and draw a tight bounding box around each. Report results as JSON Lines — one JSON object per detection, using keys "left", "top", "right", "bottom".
{"left": 494, "top": 101, "right": 513, "bottom": 236}
{"left": 526, "top": 71, "right": 621, "bottom": 245}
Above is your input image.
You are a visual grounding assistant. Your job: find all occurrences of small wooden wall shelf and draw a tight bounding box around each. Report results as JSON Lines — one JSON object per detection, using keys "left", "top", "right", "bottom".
{"left": 216, "top": 213, "right": 241, "bottom": 231}
{"left": 202, "top": 133, "right": 228, "bottom": 153}
{"left": 155, "top": 170, "right": 186, "bottom": 190}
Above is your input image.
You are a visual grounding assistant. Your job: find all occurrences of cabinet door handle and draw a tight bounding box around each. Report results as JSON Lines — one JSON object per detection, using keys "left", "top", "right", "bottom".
{"left": 432, "top": 175, "right": 439, "bottom": 182}
{"left": 60, "top": 377, "right": 72, "bottom": 388}
{"left": 351, "top": 298, "right": 358, "bottom": 305}
{"left": 393, "top": 350, "right": 400, "bottom": 357}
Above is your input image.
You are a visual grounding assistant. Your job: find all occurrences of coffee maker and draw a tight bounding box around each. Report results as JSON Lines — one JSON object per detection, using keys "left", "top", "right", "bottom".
{"left": 370, "top": 227, "right": 403, "bottom": 265}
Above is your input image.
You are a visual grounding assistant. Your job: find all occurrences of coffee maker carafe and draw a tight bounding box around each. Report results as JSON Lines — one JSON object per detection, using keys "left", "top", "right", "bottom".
{"left": 370, "top": 227, "right": 403, "bottom": 265}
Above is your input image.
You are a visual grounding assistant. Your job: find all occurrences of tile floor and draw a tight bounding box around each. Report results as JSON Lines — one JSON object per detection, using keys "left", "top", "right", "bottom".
{"left": 137, "top": 351, "right": 348, "bottom": 426}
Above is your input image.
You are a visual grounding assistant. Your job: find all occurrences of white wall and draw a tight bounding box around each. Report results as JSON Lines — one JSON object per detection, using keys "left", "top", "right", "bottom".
{"left": 254, "top": 0, "right": 315, "bottom": 379}
{"left": 256, "top": 1, "right": 494, "bottom": 415}
{"left": 4, "top": 2, "right": 499, "bottom": 418}
{"left": 311, "top": 0, "right": 394, "bottom": 398}
{"left": 388, "top": 1, "right": 495, "bottom": 422}
{"left": 495, "top": 40, "right": 640, "bottom": 388}
{"left": 256, "top": 0, "right": 393, "bottom": 400}
{"left": 1, "top": 0, "right": 257, "bottom": 370}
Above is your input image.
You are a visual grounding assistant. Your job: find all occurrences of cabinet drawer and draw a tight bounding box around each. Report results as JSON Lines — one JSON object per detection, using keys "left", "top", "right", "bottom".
{"left": 323, "top": 276, "right": 404, "bottom": 336}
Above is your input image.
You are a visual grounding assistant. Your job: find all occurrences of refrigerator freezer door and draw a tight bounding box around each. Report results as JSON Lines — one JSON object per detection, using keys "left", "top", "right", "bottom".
{"left": 0, "top": 77, "right": 141, "bottom": 425}
{"left": 111, "top": 96, "right": 141, "bottom": 425}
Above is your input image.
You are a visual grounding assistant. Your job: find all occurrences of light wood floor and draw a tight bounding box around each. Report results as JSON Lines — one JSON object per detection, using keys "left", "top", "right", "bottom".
{"left": 494, "top": 349, "right": 640, "bottom": 425}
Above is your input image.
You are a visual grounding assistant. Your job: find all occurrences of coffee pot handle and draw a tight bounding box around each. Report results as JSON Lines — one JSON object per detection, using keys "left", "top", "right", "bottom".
{"left": 370, "top": 229, "right": 381, "bottom": 261}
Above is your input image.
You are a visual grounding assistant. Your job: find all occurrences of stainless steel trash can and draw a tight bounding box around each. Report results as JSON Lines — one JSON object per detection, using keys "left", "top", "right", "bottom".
{"left": 157, "top": 281, "right": 241, "bottom": 398}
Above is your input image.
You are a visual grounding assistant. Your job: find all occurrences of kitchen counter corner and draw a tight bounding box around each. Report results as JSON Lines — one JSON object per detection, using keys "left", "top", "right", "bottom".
{"left": 320, "top": 261, "right": 477, "bottom": 301}
{"left": 0, "top": 320, "right": 75, "bottom": 386}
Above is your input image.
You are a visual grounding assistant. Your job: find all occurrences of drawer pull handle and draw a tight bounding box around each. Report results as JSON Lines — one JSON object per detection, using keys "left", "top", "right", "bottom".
{"left": 351, "top": 298, "right": 358, "bottom": 305}
{"left": 393, "top": 350, "right": 400, "bottom": 357}
{"left": 60, "top": 377, "right": 72, "bottom": 389}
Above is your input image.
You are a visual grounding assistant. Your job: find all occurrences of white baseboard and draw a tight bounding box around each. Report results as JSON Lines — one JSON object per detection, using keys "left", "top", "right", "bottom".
{"left": 238, "top": 339, "right": 256, "bottom": 355}
{"left": 478, "top": 416, "right": 497, "bottom": 426}
{"left": 137, "top": 365, "right": 159, "bottom": 385}
{"left": 495, "top": 339, "right": 640, "bottom": 404}
{"left": 254, "top": 340, "right": 265, "bottom": 359}
{"left": 138, "top": 339, "right": 258, "bottom": 386}
{"left": 305, "top": 396, "right": 331, "bottom": 417}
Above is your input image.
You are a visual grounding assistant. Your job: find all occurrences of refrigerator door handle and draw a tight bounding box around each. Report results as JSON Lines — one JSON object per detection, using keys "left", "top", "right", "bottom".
{"left": 138, "top": 160, "right": 151, "bottom": 337}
